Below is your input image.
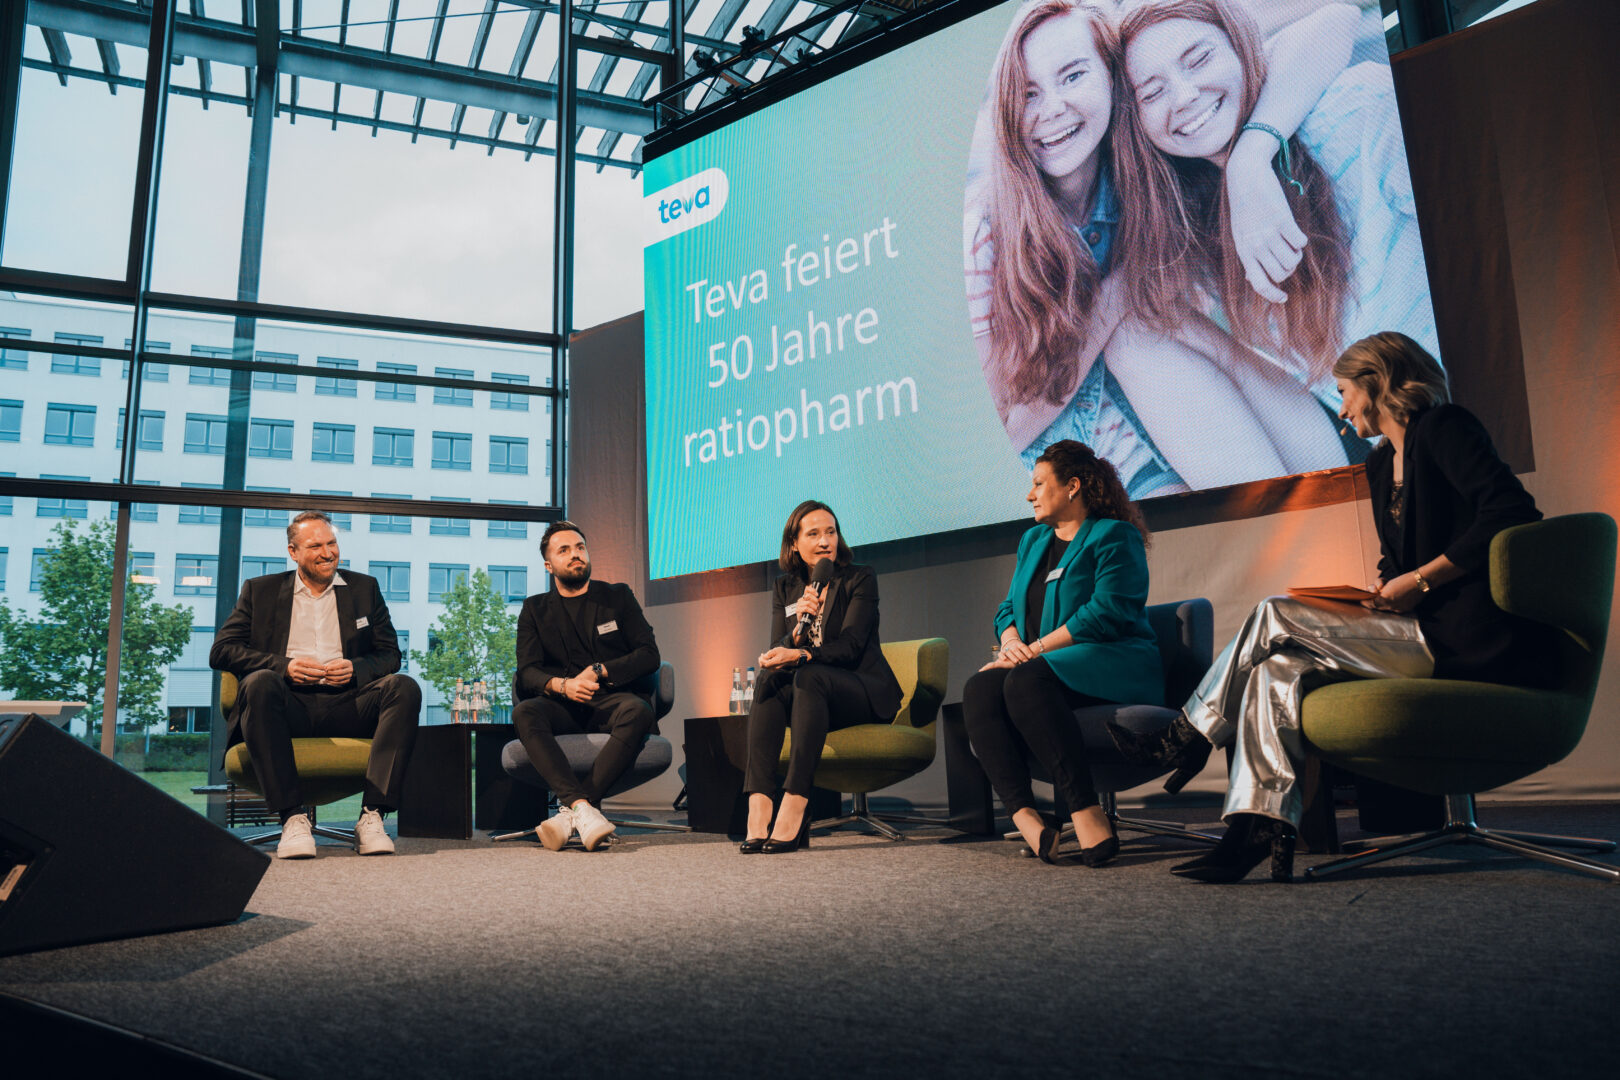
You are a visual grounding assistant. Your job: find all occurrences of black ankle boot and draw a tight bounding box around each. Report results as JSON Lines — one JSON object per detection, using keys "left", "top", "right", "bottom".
{"left": 1107, "top": 713, "right": 1214, "bottom": 793}
{"left": 1171, "top": 814, "right": 1295, "bottom": 883}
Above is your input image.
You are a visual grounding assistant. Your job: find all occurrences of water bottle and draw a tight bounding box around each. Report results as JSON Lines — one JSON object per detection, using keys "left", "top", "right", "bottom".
{"left": 743, "top": 666, "right": 757, "bottom": 713}
{"left": 729, "top": 667, "right": 744, "bottom": 715}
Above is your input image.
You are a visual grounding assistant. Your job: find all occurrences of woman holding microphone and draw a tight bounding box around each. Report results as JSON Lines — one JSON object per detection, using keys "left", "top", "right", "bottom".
{"left": 741, "top": 500, "right": 903, "bottom": 854}
{"left": 963, "top": 440, "right": 1163, "bottom": 866}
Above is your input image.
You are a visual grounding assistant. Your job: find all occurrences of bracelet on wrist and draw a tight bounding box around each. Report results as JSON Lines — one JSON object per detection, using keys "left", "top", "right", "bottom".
{"left": 1240, "top": 121, "right": 1304, "bottom": 195}
{"left": 1412, "top": 569, "right": 1431, "bottom": 593}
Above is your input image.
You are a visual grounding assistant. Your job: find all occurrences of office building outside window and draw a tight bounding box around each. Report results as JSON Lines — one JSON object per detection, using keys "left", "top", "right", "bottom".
{"left": 373, "top": 427, "right": 414, "bottom": 467}
{"left": 185, "top": 414, "right": 229, "bottom": 455}
{"left": 244, "top": 488, "right": 291, "bottom": 529}
{"left": 253, "top": 352, "right": 299, "bottom": 393}
{"left": 1, "top": 399, "right": 23, "bottom": 441}
{"left": 432, "top": 431, "right": 472, "bottom": 471}
{"left": 310, "top": 490, "right": 353, "bottom": 530}
{"left": 243, "top": 556, "right": 287, "bottom": 579}
{"left": 122, "top": 339, "right": 170, "bottom": 381}
{"left": 249, "top": 418, "right": 295, "bottom": 459}
{"left": 489, "top": 565, "right": 528, "bottom": 602}
{"left": 312, "top": 423, "right": 356, "bottom": 463}
{"left": 175, "top": 554, "right": 220, "bottom": 596}
{"left": 0, "top": 327, "right": 28, "bottom": 370}
{"left": 434, "top": 367, "right": 474, "bottom": 407}
{"left": 372, "top": 561, "right": 411, "bottom": 603}
{"left": 44, "top": 403, "right": 96, "bottom": 446}
{"left": 51, "top": 332, "right": 102, "bottom": 376}
{"left": 116, "top": 409, "right": 165, "bottom": 452}
{"left": 489, "top": 500, "right": 529, "bottom": 539}
{"left": 129, "top": 551, "right": 158, "bottom": 582}
{"left": 489, "top": 436, "right": 528, "bottom": 475}
{"left": 112, "top": 480, "right": 160, "bottom": 523}
{"left": 315, "top": 356, "right": 359, "bottom": 397}
{"left": 370, "top": 494, "right": 413, "bottom": 534}
{"left": 430, "top": 497, "right": 471, "bottom": 536}
{"left": 189, "top": 345, "right": 233, "bottom": 385}
{"left": 37, "top": 475, "right": 90, "bottom": 518}
{"left": 490, "top": 372, "right": 529, "bottom": 411}
{"left": 376, "top": 362, "right": 416, "bottom": 401}
{"left": 429, "top": 563, "right": 470, "bottom": 601}
{"left": 179, "top": 484, "right": 223, "bottom": 525}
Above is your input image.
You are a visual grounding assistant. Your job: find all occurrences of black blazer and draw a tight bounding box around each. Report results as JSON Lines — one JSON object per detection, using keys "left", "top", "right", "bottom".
{"left": 513, "top": 581, "right": 661, "bottom": 705}
{"left": 770, "top": 563, "right": 903, "bottom": 720}
{"left": 1366, "top": 403, "right": 1550, "bottom": 684}
{"left": 209, "top": 570, "right": 402, "bottom": 746}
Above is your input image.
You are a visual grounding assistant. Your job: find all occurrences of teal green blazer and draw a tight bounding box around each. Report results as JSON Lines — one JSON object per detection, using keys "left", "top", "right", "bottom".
{"left": 994, "top": 518, "right": 1163, "bottom": 705}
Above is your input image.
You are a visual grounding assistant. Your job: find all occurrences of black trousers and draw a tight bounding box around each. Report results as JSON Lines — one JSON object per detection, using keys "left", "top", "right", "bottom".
{"left": 961, "top": 659, "right": 1106, "bottom": 817}
{"left": 234, "top": 669, "right": 422, "bottom": 815}
{"left": 744, "top": 664, "right": 877, "bottom": 797}
{"left": 511, "top": 692, "right": 656, "bottom": 807}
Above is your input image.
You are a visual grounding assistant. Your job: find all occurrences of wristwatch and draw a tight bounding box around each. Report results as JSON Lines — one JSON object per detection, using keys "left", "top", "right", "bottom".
{"left": 592, "top": 661, "right": 609, "bottom": 685}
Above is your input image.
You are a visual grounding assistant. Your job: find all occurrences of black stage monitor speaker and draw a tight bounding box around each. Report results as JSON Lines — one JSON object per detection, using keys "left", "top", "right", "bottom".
{"left": 0, "top": 714, "right": 270, "bottom": 956}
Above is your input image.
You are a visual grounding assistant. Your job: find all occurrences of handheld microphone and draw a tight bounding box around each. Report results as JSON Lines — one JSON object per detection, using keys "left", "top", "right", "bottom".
{"left": 795, "top": 558, "right": 836, "bottom": 639}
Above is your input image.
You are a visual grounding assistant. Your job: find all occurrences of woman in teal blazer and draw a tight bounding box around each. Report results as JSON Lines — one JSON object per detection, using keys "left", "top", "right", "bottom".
{"left": 963, "top": 439, "right": 1162, "bottom": 866}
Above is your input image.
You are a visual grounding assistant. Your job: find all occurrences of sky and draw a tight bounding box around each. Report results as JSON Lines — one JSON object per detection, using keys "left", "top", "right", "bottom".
{"left": 3, "top": 22, "right": 647, "bottom": 334}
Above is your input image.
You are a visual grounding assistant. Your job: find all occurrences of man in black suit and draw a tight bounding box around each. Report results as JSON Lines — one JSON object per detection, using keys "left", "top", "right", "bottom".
{"left": 513, "top": 520, "right": 661, "bottom": 851}
{"left": 210, "top": 510, "right": 421, "bottom": 859}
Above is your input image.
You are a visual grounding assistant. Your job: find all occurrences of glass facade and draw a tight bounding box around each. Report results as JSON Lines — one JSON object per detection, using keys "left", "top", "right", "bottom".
{"left": 0, "top": 3, "right": 590, "bottom": 800}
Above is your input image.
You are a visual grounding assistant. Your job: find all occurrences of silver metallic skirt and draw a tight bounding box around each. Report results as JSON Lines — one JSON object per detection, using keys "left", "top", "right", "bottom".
{"left": 1185, "top": 595, "right": 1434, "bottom": 827}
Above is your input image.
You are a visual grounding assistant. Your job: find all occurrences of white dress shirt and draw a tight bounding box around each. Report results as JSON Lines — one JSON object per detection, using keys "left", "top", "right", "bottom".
{"left": 286, "top": 572, "right": 346, "bottom": 666}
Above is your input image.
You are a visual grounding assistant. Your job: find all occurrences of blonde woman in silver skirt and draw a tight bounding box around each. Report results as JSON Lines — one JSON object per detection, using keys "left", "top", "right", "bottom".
{"left": 1111, "top": 332, "right": 1555, "bottom": 882}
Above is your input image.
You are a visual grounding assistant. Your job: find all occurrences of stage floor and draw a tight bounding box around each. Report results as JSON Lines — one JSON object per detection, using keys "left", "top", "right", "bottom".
{"left": 3, "top": 802, "right": 1618, "bottom": 1079}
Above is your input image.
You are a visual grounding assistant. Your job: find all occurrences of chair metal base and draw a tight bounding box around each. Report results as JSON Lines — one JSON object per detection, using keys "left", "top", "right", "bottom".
{"left": 1304, "top": 795, "right": 1620, "bottom": 882}
{"left": 812, "top": 792, "right": 908, "bottom": 840}
{"left": 488, "top": 813, "right": 693, "bottom": 841}
{"left": 243, "top": 824, "right": 358, "bottom": 846}
{"left": 603, "top": 815, "right": 691, "bottom": 833}
{"left": 1006, "top": 792, "right": 1223, "bottom": 852}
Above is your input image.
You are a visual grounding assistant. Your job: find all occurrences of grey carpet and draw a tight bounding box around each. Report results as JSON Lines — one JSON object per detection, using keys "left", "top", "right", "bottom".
{"left": 2, "top": 803, "right": 1618, "bottom": 1079}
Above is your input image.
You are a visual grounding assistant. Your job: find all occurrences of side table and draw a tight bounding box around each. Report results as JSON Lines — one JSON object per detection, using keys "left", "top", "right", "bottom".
{"left": 398, "top": 723, "right": 549, "bottom": 839}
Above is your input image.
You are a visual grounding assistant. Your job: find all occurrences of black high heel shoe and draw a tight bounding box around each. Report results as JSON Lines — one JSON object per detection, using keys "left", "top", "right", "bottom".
{"left": 762, "top": 812, "right": 811, "bottom": 854}
{"left": 1033, "top": 825, "right": 1061, "bottom": 864}
{"left": 1080, "top": 834, "right": 1120, "bottom": 867}
{"left": 738, "top": 837, "right": 768, "bottom": 854}
{"left": 1107, "top": 714, "right": 1214, "bottom": 794}
{"left": 1171, "top": 814, "right": 1294, "bottom": 883}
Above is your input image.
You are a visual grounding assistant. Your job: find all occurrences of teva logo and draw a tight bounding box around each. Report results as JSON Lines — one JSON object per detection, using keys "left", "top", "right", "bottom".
{"left": 644, "top": 167, "right": 729, "bottom": 244}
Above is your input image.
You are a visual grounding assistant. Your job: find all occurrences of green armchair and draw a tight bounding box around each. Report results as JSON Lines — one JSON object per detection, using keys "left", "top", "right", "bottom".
{"left": 219, "top": 672, "right": 374, "bottom": 847}
{"left": 780, "top": 637, "right": 948, "bottom": 840}
{"left": 1300, "top": 513, "right": 1618, "bottom": 882}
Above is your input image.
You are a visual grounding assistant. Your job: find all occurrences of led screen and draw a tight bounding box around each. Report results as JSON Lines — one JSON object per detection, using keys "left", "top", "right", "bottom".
{"left": 643, "top": 0, "right": 1437, "bottom": 579}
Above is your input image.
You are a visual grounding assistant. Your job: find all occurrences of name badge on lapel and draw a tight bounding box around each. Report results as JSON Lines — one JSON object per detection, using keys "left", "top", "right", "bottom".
{"left": 597, "top": 620, "right": 618, "bottom": 635}
{"left": 354, "top": 617, "right": 369, "bottom": 629}
{"left": 1044, "top": 568, "right": 1064, "bottom": 583}
{"left": 784, "top": 601, "right": 800, "bottom": 618}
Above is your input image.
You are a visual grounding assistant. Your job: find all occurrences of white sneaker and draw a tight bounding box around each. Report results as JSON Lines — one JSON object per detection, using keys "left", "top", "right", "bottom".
{"left": 354, "top": 808, "right": 395, "bottom": 855}
{"left": 277, "top": 813, "right": 316, "bottom": 859}
{"left": 574, "top": 802, "right": 616, "bottom": 852}
{"left": 538, "top": 805, "right": 577, "bottom": 851}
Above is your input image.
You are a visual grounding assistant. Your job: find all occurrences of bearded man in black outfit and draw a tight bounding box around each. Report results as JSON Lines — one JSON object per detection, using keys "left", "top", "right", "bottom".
{"left": 510, "top": 521, "right": 661, "bottom": 851}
